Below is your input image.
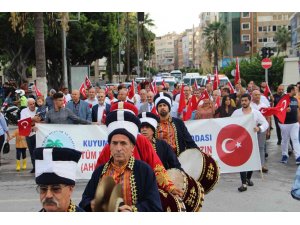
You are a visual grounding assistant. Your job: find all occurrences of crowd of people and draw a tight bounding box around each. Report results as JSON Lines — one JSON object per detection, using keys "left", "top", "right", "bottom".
{"left": 0, "top": 78, "right": 300, "bottom": 211}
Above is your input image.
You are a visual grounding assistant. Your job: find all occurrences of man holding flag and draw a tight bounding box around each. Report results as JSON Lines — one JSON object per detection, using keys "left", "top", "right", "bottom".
{"left": 278, "top": 85, "right": 300, "bottom": 165}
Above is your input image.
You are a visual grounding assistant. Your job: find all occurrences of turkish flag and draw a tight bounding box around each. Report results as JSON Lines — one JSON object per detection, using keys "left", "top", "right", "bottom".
{"left": 161, "top": 80, "right": 166, "bottom": 88}
{"left": 215, "top": 96, "right": 221, "bottom": 108}
{"left": 234, "top": 57, "right": 240, "bottom": 85}
{"left": 275, "top": 94, "right": 290, "bottom": 123}
{"left": 193, "top": 79, "right": 198, "bottom": 90}
{"left": 34, "top": 84, "right": 43, "bottom": 97}
{"left": 260, "top": 94, "right": 290, "bottom": 123}
{"left": 178, "top": 85, "right": 186, "bottom": 114}
{"left": 198, "top": 89, "right": 210, "bottom": 104}
{"left": 227, "top": 81, "right": 235, "bottom": 94}
{"left": 183, "top": 95, "right": 198, "bottom": 121}
{"left": 213, "top": 67, "right": 219, "bottom": 91}
{"left": 263, "top": 83, "right": 271, "bottom": 97}
{"left": 101, "top": 110, "right": 107, "bottom": 124}
{"left": 207, "top": 75, "right": 211, "bottom": 84}
{"left": 79, "top": 82, "right": 87, "bottom": 99}
{"left": 151, "top": 106, "right": 159, "bottom": 116}
{"left": 128, "top": 80, "right": 135, "bottom": 99}
{"left": 85, "top": 75, "right": 92, "bottom": 89}
{"left": 18, "top": 117, "right": 32, "bottom": 136}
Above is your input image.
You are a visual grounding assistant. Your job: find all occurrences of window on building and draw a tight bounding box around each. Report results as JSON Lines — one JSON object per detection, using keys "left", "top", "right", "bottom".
{"left": 258, "top": 38, "right": 263, "bottom": 43}
{"left": 272, "top": 25, "right": 277, "bottom": 32}
{"left": 258, "top": 26, "right": 263, "bottom": 32}
{"left": 242, "top": 23, "right": 250, "bottom": 30}
{"left": 263, "top": 26, "right": 267, "bottom": 32}
{"left": 273, "top": 15, "right": 277, "bottom": 21}
{"left": 241, "top": 34, "right": 250, "bottom": 41}
{"left": 245, "top": 45, "right": 250, "bottom": 52}
{"left": 242, "top": 12, "right": 250, "bottom": 18}
{"left": 278, "top": 15, "right": 282, "bottom": 20}
{"left": 273, "top": 37, "right": 277, "bottom": 42}
{"left": 288, "top": 25, "right": 291, "bottom": 31}
{"left": 263, "top": 37, "right": 267, "bottom": 42}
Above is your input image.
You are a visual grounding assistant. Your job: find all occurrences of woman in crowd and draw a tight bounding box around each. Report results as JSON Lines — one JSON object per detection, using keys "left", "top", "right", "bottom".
{"left": 214, "top": 95, "right": 236, "bottom": 118}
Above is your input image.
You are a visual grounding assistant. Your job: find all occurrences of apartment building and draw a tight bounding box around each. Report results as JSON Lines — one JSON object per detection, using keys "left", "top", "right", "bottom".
{"left": 290, "top": 12, "right": 300, "bottom": 57}
{"left": 154, "top": 32, "right": 178, "bottom": 71}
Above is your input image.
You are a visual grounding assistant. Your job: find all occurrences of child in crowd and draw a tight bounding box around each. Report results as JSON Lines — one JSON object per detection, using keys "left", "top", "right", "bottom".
{"left": 36, "top": 96, "right": 47, "bottom": 121}
{"left": 7, "top": 128, "right": 28, "bottom": 171}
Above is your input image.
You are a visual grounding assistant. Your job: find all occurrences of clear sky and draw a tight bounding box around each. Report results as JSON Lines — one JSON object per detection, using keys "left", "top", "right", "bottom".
{"left": 148, "top": 11, "right": 201, "bottom": 37}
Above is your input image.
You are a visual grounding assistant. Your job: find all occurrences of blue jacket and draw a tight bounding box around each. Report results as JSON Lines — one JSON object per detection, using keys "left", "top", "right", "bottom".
{"left": 91, "top": 104, "right": 111, "bottom": 122}
{"left": 66, "top": 100, "right": 92, "bottom": 123}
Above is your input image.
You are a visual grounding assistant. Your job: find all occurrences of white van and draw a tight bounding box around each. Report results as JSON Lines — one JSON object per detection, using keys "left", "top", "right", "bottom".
{"left": 200, "top": 74, "right": 230, "bottom": 87}
{"left": 170, "top": 70, "right": 182, "bottom": 82}
{"left": 182, "top": 73, "right": 205, "bottom": 87}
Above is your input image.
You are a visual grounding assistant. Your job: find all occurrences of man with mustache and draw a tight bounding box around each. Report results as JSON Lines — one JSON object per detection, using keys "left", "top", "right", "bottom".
{"left": 80, "top": 110, "right": 162, "bottom": 212}
{"left": 154, "top": 92, "right": 198, "bottom": 157}
{"left": 34, "top": 147, "right": 83, "bottom": 212}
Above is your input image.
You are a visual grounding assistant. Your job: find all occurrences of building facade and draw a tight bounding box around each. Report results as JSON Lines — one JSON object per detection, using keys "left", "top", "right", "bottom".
{"left": 154, "top": 32, "right": 178, "bottom": 71}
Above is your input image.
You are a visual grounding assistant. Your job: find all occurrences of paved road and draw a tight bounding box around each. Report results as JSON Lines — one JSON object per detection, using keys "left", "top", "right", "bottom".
{"left": 0, "top": 125, "right": 299, "bottom": 212}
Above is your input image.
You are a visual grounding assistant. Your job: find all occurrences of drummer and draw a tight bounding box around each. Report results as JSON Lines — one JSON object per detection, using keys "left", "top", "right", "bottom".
{"left": 154, "top": 92, "right": 199, "bottom": 156}
{"left": 95, "top": 101, "right": 183, "bottom": 197}
{"left": 138, "top": 112, "right": 182, "bottom": 170}
{"left": 79, "top": 110, "right": 163, "bottom": 212}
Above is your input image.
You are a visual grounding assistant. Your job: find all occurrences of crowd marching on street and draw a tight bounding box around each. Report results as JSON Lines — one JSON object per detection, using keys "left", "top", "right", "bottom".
{"left": 0, "top": 75, "right": 300, "bottom": 212}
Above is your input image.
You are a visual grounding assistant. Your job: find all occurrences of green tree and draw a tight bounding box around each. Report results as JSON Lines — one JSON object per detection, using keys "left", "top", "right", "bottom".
{"left": 220, "top": 55, "right": 284, "bottom": 89}
{"left": 203, "top": 22, "right": 227, "bottom": 70}
{"left": 274, "top": 27, "right": 291, "bottom": 56}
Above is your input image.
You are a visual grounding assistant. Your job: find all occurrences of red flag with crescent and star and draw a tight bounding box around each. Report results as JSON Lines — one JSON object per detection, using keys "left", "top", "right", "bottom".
{"left": 263, "top": 83, "right": 271, "bottom": 98}
{"left": 227, "top": 81, "right": 235, "bottom": 94}
{"left": 213, "top": 67, "right": 219, "bottom": 90}
{"left": 18, "top": 117, "right": 32, "bottom": 136}
{"left": 79, "top": 82, "right": 87, "bottom": 99}
{"left": 183, "top": 95, "right": 198, "bottom": 121}
{"left": 198, "top": 89, "right": 210, "bottom": 104}
{"left": 260, "top": 94, "right": 290, "bottom": 123}
{"left": 128, "top": 80, "right": 135, "bottom": 99}
{"left": 85, "top": 75, "right": 92, "bottom": 89}
{"left": 178, "top": 85, "right": 186, "bottom": 114}
{"left": 234, "top": 57, "right": 240, "bottom": 85}
{"left": 34, "top": 84, "right": 43, "bottom": 97}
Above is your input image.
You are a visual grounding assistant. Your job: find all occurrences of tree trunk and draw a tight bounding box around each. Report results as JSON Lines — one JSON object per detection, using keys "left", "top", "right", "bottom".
{"left": 34, "top": 12, "right": 47, "bottom": 97}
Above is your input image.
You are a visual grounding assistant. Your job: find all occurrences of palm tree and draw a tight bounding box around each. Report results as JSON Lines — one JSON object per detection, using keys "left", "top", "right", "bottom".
{"left": 140, "top": 13, "right": 155, "bottom": 77}
{"left": 34, "top": 13, "right": 47, "bottom": 96}
{"left": 274, "top": 27, "right": 291, "bottom": 56}
{"left": 202, "top": 22, "right": 227, "bottom": 70}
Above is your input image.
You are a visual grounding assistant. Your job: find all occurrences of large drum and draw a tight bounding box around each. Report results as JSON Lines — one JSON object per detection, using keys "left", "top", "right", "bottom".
{"left": 178, "top": 148, "right": 220, "bottom": 194}
{"left": 159, "top": 189, "right": 186, "bottom": 212}
{"left": 167, "top": 168, "right": 204, "bottom": 212}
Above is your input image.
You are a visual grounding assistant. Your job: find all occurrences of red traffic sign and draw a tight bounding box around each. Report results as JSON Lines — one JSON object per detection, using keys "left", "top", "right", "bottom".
{"left": 261, "top": 58, "right": 272, "bottom": 69}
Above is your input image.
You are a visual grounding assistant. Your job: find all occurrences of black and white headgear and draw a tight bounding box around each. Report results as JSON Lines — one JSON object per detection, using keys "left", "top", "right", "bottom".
{"left": 153, "top": 92, "right": 172, "bottom": 111}
{"left": 106, "top": 110, "right": 141, "bottom": 145}
{"left": 138, "top": 112, "right": 160, "bottom": 132}
{"left": 34, "top": 147, "right": 82, "bottom": 185}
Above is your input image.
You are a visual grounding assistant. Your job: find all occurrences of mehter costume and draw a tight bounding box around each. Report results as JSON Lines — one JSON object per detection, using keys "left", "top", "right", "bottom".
{"left": 34, "top": 147, "right": 84, "bottom": 212}
{"left": 80, "top": 110, "right": 162, "bottom": 212}
{"left": 95, "top": 101, "right": 176, "bottom": 193}
{"left": 138, "top": 112, "right": 182, "bottom": 170}
{"left": 154, "top": 92, "right": 198, "bottom": 156}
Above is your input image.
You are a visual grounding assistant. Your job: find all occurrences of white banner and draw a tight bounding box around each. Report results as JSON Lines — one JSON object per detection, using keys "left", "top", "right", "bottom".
{"left": 185, "top": 114, "right": 261, "bottom": 173}
{"left": 36, "top": 114, "right": 261, "bottom": 179}
{"left": 36, "top": 124, "right": 108, "bottom": 179}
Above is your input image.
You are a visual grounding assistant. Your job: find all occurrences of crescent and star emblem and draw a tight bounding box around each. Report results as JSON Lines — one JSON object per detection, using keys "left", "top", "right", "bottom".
{"left": 221, "top": 138, "right": 242, "bottom": 154}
